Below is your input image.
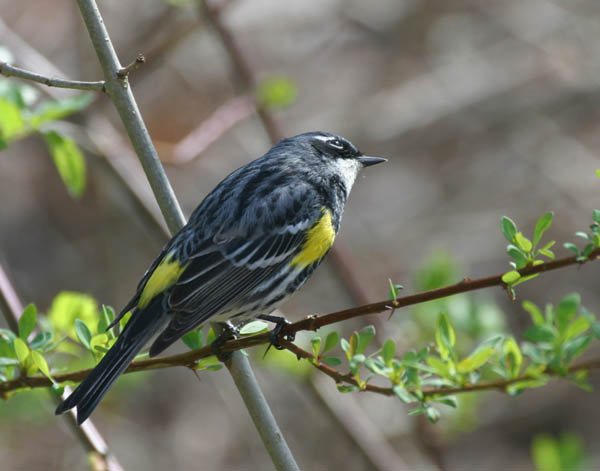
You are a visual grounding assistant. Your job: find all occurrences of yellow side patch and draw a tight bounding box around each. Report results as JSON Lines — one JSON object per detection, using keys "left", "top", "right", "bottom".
{"left": 139, "top": 252, "right": 188, "bottom": 308}
{"left": 291, "top": 209, "right": 336, "bottom": 267}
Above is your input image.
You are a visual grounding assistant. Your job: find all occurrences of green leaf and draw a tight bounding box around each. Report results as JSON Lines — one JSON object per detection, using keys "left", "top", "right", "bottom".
{"left": 0, "top": 357, "right": 20, "bottom": 366}
{"left": 349, "top": 354, "right": 365, "bottom": 373}
{"left": 595, "top": 169, "right": 600, "bottom": 179}
{"left": 556, "top": 293, "right": 580, "bottom": 334}
{"left": 323, "top": 356, "right": 342, "bottom": 367}
{"left": 507, "top": 245, "right": 528, "bottom": 268}
{"left": 257, "top": 76, "right": 298, "bottom": 110}
{"left": 533, "top": 212, "right": 553, "bottom": 248}
{"left": 434, "top": 396, "right": 458, "bottom": 408}
{"left": 43, "top": 131, "right": 86, "bottom": 198}
{"left": 426, "top": 356, "right": 450, "bottom": 378}
{"left": 522, "top": 300, "right": 545, "bottom": 325}
{"left": 457, "top": 346, "right": 494, "bottom": 373}
{"left": 337, "top": 384, "right": 359, "bottom": 393}
{"left": 425, "top": 405, "right": 440, "bottom": 423}
{"left": 503, "top": 337, "right": 522, "bottom": 378}
{"left": 31, "top": 350, "right": 52, "bottom": 380}
{"left": 532, "top": 435, "right": 562, "bottom": 471}
{"left": 28, "top": 94, "right": 93, "bottom": 129}
{"left": 515, "top": 232, "right": 532, "bottom": 253}
{"left": 323, "top": 331, "right": 339, "bottom": 354}
{"left": 502, "top": 270, "right": 521, "bottom": 284}
{"left": 506, "top": 378, "right": 548, "bottom": 396}
{"left": 563, "top": 242, "right": 580, "bottom": 256}
{"left": 356, "top": 325, "right": 375, "bottom": 355}
{"left": 98, "top": 305, "right": 115, "bottom": 337}
{"left": 0, "top": 328, "right": 16, "bottom": 342}
{"left": 563, "top": 317, "right": 590, "bottom": 342}
{"left": 13, "top": 337, "right": 29, "bottom": 365}
{"left": 523, "top": 324, "right": 556, "bottom": 343}
{"left": 340, "top": 338, "right": 351, "bottom": 353}
{"left": 501, "top": 216, "right": 517, "bottom": 243}
{"left": 382, "top": 339, "right": 395, "bottom": 365}
{"left": 182, "top": 329, "right": 203, "bottom": 350}
{"left": 90, "top": 333, "right": 108, "bottom": 353}
{"left": 311, "top": 337, "right": 321, "bottom": 358}
{"left": 563, "top": 335, "right": 591, "bottom": 363}
{"left": 435, "top": 313, "right": 455, "bottom": 360}
{"left": 239, "top": 320, "right": 269, "bottom": 335}
{"left": 74, "top": 318, "right": 92, "bottom": 350}
{"left": 18, "top": 303, "right": 37, "bottom": 340}
{"left": 29, "top": 331, "right": 53, "bottom": 350}
{"left": 593, "top": 209, "right": 600, "bottom": 224}
{"left": 392, "top": 384, "right": 417, "bottom": 403}
{"left": 0, "top": 97, "right": 25, "bottom": 141}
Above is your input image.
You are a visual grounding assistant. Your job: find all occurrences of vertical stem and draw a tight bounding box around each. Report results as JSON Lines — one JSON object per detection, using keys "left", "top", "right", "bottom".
{"left": 75, "top": 1, "right": 299, "bottom": 469}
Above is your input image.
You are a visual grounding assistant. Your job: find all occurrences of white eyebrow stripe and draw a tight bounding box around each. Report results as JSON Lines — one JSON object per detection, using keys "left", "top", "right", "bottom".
{"left": 313, "top": 135, "right": 332, "bottom": 143}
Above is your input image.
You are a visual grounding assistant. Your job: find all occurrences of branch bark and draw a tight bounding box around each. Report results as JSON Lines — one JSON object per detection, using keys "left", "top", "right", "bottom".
{"left": 73, "top": 2, "right": 300, "bottom": 469}
{"left": 0, "top": 62, "right": 105, "bottom": 91}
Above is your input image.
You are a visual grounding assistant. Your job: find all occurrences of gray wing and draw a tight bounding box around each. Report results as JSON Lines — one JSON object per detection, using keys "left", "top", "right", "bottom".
{"left": 148, "top": 183, "right": 324, "bottom": 355}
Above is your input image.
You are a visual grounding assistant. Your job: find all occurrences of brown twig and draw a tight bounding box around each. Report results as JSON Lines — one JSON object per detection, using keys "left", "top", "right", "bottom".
{"left": 0, "top": 62, "right": 105, "bottom": 91}
{"left": 116, "top": 54, "right": 146, "bottom": 78}
{"left": 2, "top": 248, "right": 598, "bottom": 394}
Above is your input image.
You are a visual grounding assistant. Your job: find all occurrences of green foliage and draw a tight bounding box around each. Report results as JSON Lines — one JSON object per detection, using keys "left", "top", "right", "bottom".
{"left": 563, "top": 209, "right": 600, "bottom": 261}
{"left": 257, "top": 76, "right": 298, "bottom": 110}
{"left": 0, "top": 76, "right": 91, "bottom": 197}
{"left": 43, "top": 131, "right": 86, "bottom": 198}
{"left": 531, "top": 433, "right": 587, "bottom": 471}
{"left": 501, "top": 213, "right": 555, "bottom": 291}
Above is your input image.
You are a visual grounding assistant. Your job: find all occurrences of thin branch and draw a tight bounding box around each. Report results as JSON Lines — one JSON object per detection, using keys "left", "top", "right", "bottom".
{"left": 0, "top": 62, "right": 105, "bottom": 91}
{"left": 116, "top": 54, "right": 146, "bottom": 78}
{"left": 3, "top": 247, "right": 599, "bottom": 394}
{"left": 280, "top": 340, "right": 600, "bottom": 399}
{"left": 0, "top": 264, "right": 123, "bottom": 471}
{"left": 74, "top": 2, "right": 299, "bottom": 469}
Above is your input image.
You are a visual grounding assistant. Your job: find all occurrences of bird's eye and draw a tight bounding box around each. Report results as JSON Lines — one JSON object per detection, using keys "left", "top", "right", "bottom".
{"left": 328, "top": 139, "right": 345, "bottom": 150}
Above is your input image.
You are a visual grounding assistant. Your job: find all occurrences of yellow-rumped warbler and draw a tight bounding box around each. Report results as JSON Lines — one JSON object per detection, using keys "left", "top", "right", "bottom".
{"left": 55, "top": 131, "right": 385, "bottom": 423}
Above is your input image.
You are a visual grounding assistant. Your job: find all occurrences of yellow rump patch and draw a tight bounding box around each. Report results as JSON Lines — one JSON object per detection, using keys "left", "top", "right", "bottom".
{"left": 291, "top": 209, "right": 336, "bottom": 267}
{"left": 139, "top": 252, "right": 188, "bottom": 308}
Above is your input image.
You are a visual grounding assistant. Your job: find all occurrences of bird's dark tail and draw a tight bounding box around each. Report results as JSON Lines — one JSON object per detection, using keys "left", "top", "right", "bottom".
{"left": 55, "top": 297, "right": 167, "bottom": 424}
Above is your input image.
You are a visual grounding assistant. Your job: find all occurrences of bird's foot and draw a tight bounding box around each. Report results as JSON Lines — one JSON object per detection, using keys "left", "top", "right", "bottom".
{"left": 258, "top": 314, "right": 295, "bottom": 357}
{"left": 210, "top": 322, "right": 239, "bottom": 362}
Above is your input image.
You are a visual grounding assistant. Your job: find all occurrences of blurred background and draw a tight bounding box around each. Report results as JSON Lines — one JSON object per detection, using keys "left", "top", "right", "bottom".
{"left": 1, "top": 0, "right": 600, "bottom": 469}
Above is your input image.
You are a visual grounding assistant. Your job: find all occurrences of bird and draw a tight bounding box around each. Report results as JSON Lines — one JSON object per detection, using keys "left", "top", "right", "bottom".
{"left": 55, "top": 131, "right": 386, "bottom": 424}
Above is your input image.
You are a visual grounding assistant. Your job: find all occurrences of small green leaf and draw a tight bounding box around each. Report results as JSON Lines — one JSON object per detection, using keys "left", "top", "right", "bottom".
{"left": 426, "top": 356, "right": 450, "bottom": 378}
{"left": 435, "top": 313, "right": 455, "bottom": 360}
{"left": 503, "top": 337, "right": 522, "bottom": 378}
{"left": 182, "top": 329, "right": 203, "bottom": 350}
{"left": 382, "top": 339, "right": 395, "bottom": 365}
{"left": 515, "top": 232, "right": 533, "bottom": 253}
{"left": 323, "top": 332, "right": 339, "bottom": 354}
{"left": 31, "top": 350, "right": 52, "bottom": 380}
{"left": 13, "top": 337, "right": 29, "bottom": 365}
{"left": 556, "top": 293, "right": 580, "bottom": 334}
{"left": 435, "top": 396, "right": 458, "bottom": 408}
{"left": 257, "top": 76, "right": 298, "bottom": 110}
{"left": 98, "top": 305, "right": 115, "bottom": 334}
{"left": 563, "top": 317, "right": 590, "bottom": 341}
{"left": 337, "top": 384, "right": 359, "bottom": 393}
{"left": 0, "top": 357, "right": 20, "bottom": 366}
{"left": 239, "top": 320, "right": 269, "bottom": 335}
{"left": 593, "top": 209, "right": 600, "bottom": 224}
{"left": 563, "top": 242, "right": 580, "bottom": 256}
{"left": 0, "top": 97, "right": 25, "bottom": 141}
{"left": 563, "top": 335, "right": 591, "bottom": 363}
{"left": 356, "top": 325, "right": 376, "bottom": 355}
{"left": 502, "top": 270, "right": 521, "bottom": 284}
{"left": 18, "top": 303, "right": 37, "bottom": 340}
{"left": 595, "top": 169, "right": 600, "bottom": 179}
{"left": 507, "top": 245, "right": 528, "bottom": 268}
{"left": 522, "top": 300, "right": 545, "bottom": 325}
{"left": 425, "top": 405, "right": 440, "bottom": 423}
{"left": 43, "top": 131, "right": 86, "bottom": 198}
{"left": 457, "top": 346, "right": 494, "bottom": 373}
{"left": 74, "top": 318, "right": 92, "bottom": 350}
{"left": 90, "top": 333, "right": 108, "bottom": 353}
{"left": 29, "top": 331, "right": 53, "bottom": 350}
{"left": 311, "top": 337, "right": 321, "bottom": 358}
{"left": 523, "top": 324, "right": 556, "bottom": 343}
{"left": 533, "top": 212, "right": 553, "bottom": 248}
{"left": 501, "top": 216, "right": 518, "bottom": 243}
{"left": 323, "top": 356, "right": 342, "bottom": 367}
{"left": 28, "top": 94, "right": 93, "bottom": 129}
{"left": 340, "top": 338, "right": 351, "bottom": 354}
{"left": 392, "top": 384, "right": 417, "bottom": 403}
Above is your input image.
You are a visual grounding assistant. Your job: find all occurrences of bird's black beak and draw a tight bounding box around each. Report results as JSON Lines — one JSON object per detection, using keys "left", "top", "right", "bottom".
{"left": 358, "top": 156, "right": 387, "bottom": 167}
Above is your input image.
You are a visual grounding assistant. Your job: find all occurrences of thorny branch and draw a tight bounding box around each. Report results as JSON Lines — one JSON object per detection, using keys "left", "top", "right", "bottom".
{"left": 2, "top": 248, "right": 598, "bottom": 395}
